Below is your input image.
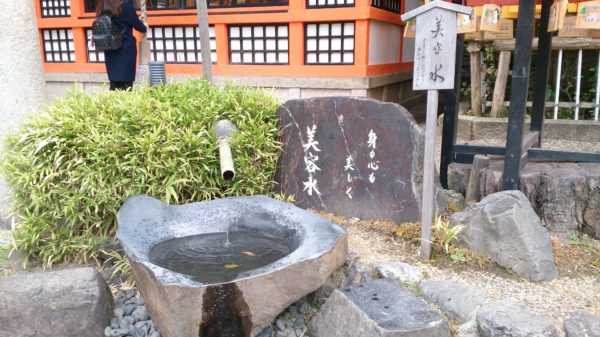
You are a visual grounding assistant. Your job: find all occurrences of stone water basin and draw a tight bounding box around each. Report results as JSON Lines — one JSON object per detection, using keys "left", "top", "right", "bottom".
{"left": 117, "top": 195, "right": 348, "bottom": 337}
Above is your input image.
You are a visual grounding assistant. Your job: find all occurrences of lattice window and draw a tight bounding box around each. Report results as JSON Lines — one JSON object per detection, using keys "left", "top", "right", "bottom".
{"left": 84, "top": 0, "right": 196, "bottom": 12}
{"left": 307, "top": 0, "right": 353, "bottom": 8}
{"left": 42, "top": 29, "right": 75, "bottom": 63}
{"left": 371, "top": 0, "right": 400, "bottom": 13}
{"left": 41, "top": 0, "right": 71, "bottom": 17}
{"left": 147, "top": 26, "right": 217, "bottom": 63}
{"left": 209, "top": 0, "right": 287, "bottom": 8}
{"left": 305, "top": 22, "right": 354, "bottom": 65}
{"left": 228, "top": 25, "right": 289, "bottom": 65}
{"left": 85, "top": 29, "right": 105, "bottom": 63}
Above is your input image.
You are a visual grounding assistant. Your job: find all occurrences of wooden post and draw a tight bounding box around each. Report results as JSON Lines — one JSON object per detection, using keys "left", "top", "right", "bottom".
{"left": 420, "top": 89, "right": 438, "bottom": 260}
{"left": 195, "top": 0, "right": 213, "bottom": 83}
{"left": 464, "top": 155, "right": 489, "bottom": 205}
{"left": 490, "top": 51, "right": 511, "bottom": 118}
{"left": 440, "top": 34, "right": 465, "bottom": 189}
{"left": 401, "top": 0, "right": 472, "bottom": 260}
{"left": 467, "top": 42, "right": 482, "bottom": 116}
{"left": 502, "top": 0, "right": 535, "bottom": 190}
{"left": 530, "top": 0, "right": 554, "bottom": 144}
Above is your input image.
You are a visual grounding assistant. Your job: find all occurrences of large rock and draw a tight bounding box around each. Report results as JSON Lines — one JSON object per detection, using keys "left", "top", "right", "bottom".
{"left": 117, "top": 195, "right": 347, "bottom": 337}
{"left": 0, "top": 267, "right": 114, "bottom": 337}
{"left": 276, "top": 96, "right": 445, "bottom": 224}
{"left": 564, "top": 310, "right": 600, "bottom": 337}
{"left": 451, "top": 190, "right": 557, "bottom": 282}
{"left": 477, "top": 301, "right": 559, "bottom": 337}
{"left": 450, "top": 161, "right": 600, "bottom": 238}
{"left": 377, "top": 262, "right": 423, "bottom": 284}
{"left": 308, "top": 278, "right": 451, "bottom": 337}
{"left": 419, "top": 281, "right": 486, "bottom": 323}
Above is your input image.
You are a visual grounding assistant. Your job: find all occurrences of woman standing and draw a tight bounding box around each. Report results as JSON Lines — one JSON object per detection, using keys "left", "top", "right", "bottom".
{"left": 96, "top": 0, "right": 147, "bottom": 91}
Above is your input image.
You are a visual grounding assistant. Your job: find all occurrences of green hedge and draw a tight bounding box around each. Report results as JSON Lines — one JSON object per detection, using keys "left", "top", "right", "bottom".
{"left": 1, "top": 79, "right": 282, "bottom": 266}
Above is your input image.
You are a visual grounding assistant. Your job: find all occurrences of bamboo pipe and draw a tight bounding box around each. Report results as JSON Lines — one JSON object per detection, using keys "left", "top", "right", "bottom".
{"left": 214, "top": 120, "right": 238, "bottom": 181}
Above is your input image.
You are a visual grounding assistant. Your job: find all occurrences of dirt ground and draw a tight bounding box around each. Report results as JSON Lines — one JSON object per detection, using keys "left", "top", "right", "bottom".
{"left": 315, "top": 210, "right": 600, "bottom": 335}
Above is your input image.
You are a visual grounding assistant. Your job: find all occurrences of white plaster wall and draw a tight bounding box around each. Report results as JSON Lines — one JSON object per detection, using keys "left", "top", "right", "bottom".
{"left": 401, "top": 0, "right": 423, "bottom": 62}
{"left": 0, "top": 2, "right": 47, "bottom": 228}
{"left": 368, "top": 21, "right": 401, "bottom": 65}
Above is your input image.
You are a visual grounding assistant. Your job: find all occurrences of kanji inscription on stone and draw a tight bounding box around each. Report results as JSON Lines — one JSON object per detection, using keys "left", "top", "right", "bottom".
{"left": 276, "top": 97, "right": 430, "bottom": 224}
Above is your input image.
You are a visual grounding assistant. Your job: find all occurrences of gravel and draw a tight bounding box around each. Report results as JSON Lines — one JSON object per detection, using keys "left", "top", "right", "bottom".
{"left": 424, "top": 119, "right": 600, "bottom": 170}
{"left": 345, "top": 225, "right": 600, "bottom": 337}
{"left": 104, "top": 289, "right": 161, "bottom": 337}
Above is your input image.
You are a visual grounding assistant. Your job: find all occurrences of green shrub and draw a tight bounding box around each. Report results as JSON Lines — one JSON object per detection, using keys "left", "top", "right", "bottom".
{"left": 1, "top": 79, "right": 282, "bottom": 266}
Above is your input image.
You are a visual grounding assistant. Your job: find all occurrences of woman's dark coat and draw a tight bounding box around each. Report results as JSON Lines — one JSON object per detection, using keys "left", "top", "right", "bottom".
{"left": 104, "top": 1, "right": 147, "bottom": 82}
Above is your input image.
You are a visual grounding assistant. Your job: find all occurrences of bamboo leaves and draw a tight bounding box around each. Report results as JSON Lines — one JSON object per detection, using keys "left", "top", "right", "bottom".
{"left": 0, "top": 79, "right": 282, "bottom": 266}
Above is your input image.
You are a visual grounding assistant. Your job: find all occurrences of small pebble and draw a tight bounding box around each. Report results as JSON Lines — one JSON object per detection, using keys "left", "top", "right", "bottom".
{"left": 114, "top": 291, "right": 124, "bottom": 302}
{"left": 125, "top": 297, "right": 138, "bottom": 305}
{"left": 288, "top": 305, "right": 298, "bottom": 316}
{"left": 135, "top": 320, "right": 151, "bottom": 329}
{"left": 149, "top": 331, "right": 161, "bottom": 337}
{"left": 136, "top": 297, "right": 145, "bottom": 305}
{"left": 109, "top": 328, "right": 129, "bottom": 337}
{"left": 132, "top": 306, "right": 149, "bottom": 322}
{"left": 113, "top": 307, "right": 125, "bottom": 319}
{"left": 130, "top": 327, "right": 145, "bottom": 337}
{"left": 125, "top": 289, "right": 136, "bottom": 299}
{"left": 275, "top": 319, "right": 286, "bottom": 331}
{"left": 104, "top": 326, "right": 112, "bottom": 337}
{"left": 110, "top": 317, "right": 120, "bottom": 329}
{"left": 119, "top": 316, "right": 134, "bottom": 330}
{"left": 256, "top": 328, "right": 271, "bottom": 337}
{"left": 125, "top": 304, "right": 137, "bottom": 316}
{"left": 293, "top": 317, "right": 304, "bottom": 329}
{"left": 298, "top": 302, "right": 309, "bottom": 314}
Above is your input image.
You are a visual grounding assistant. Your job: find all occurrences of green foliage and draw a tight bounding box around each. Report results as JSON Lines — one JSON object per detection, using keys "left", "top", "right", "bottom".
{"left": 103, "top": 250, "right": 135, "bottom": 288}
{"left": 450, "top": 250, "right": 466, "bottom": 264}
{"left": 432, "top": 214, "right": 464, "bottom": 255}
{"left": 482, "top": 44, "right": 498, "bottom": 104}
{"left": 1, "top": 79, "right": 282, "bottom": 267}
{"left": 569, "top": 233, "right": 594, "bottom": 253}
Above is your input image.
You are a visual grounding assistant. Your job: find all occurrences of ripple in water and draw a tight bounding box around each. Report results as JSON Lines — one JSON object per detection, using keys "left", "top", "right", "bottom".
{"left": 149, "top": 231, "right": 292, "bottom": 284}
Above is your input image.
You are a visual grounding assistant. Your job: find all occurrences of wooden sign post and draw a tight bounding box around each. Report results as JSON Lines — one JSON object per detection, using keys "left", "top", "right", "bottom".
{"left": 401, "top": 0, "right": 471, "bottom": 260}
{"left": 195, "top": 0, "right": 213, "bottom": 83}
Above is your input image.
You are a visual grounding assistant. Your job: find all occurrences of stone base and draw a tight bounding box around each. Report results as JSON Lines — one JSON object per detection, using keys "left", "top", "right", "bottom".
{"left": 309, "top": 278, "right": 451, "bottom": 337}
{"left": 44, "top": 72, "right": 426, "bottom": 120}
{"left": 0, "top": 267, "right": 114, "bottom": 337}
{"left": 448, "top": 160, "right": 600, "bottom": 238}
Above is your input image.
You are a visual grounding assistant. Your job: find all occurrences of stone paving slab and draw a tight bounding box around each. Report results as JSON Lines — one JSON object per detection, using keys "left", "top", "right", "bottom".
{"left": 309, "top": 278, "right": 451, "bottom": 337}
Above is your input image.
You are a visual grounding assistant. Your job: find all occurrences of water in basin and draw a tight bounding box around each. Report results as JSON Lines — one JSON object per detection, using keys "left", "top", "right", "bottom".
{"left": 149, "top": 231, "right": 292, "bottom": 284}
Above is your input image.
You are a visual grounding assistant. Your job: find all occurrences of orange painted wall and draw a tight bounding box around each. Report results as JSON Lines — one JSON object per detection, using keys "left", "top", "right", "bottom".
{"left": 35, "top": 0, "right": 411, "bottom": 78}
{"left": 466, "top": 0, "right": 586, "bottom": 5}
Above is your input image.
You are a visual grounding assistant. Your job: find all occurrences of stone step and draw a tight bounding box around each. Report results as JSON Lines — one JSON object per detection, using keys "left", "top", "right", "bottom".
{"left": 0, "top": 267, "right": 114, "bottom": 337}
{"left": 419, "top": 281, "right": 486, "bottom": 323}
{"left": 477, "top": 301, "right": 559, "bottom": 337}
{"left": 308, "top": 278, "right": 451, "bottom": 337}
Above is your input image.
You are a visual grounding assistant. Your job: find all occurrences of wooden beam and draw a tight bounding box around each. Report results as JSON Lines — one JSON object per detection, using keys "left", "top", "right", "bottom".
{"left": 440, "top": 35, "right": 465, "bottom": 189}
{"left": 490, "top": 51, "right": 511, "bottom": 118}
{"left": 485, "top": 101, "right": 600, "bottom": 109}
{"left": 467, "top": 42, "right": 482, "bottom": 116}
{"left": 521, "top": 131, "right": 540, "bottom": 152}
{"left": 196, "top": 0, "right": 213, "bottom": 83}
{"left": 530, "top": 0, "right": 553, "bottom": 145}
{"left": 503, "top": 0, "right": 535, "bottom": 191}
{"left": 420, "top": 90, "right": 439, "bottom": 261}
{"left": 494, "top": 37, "right": 600, "bottom": 51}
{"left": 465, "top": 155, "right": 489, "bottom": 206}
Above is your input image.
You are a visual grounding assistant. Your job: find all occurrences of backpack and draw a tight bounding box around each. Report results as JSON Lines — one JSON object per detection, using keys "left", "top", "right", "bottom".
{"left": 91, "top": 15, "right": 123, "bottom": 51}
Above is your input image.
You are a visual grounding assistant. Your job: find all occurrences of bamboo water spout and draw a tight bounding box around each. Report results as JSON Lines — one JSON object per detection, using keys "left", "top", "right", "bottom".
{"left": 214, "top": 119, "right": 238, "bottom": 181}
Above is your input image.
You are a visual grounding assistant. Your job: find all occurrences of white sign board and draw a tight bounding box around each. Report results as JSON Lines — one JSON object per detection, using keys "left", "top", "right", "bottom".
{"left": 413, "top": 7, "right": 457, "bottom": 90}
